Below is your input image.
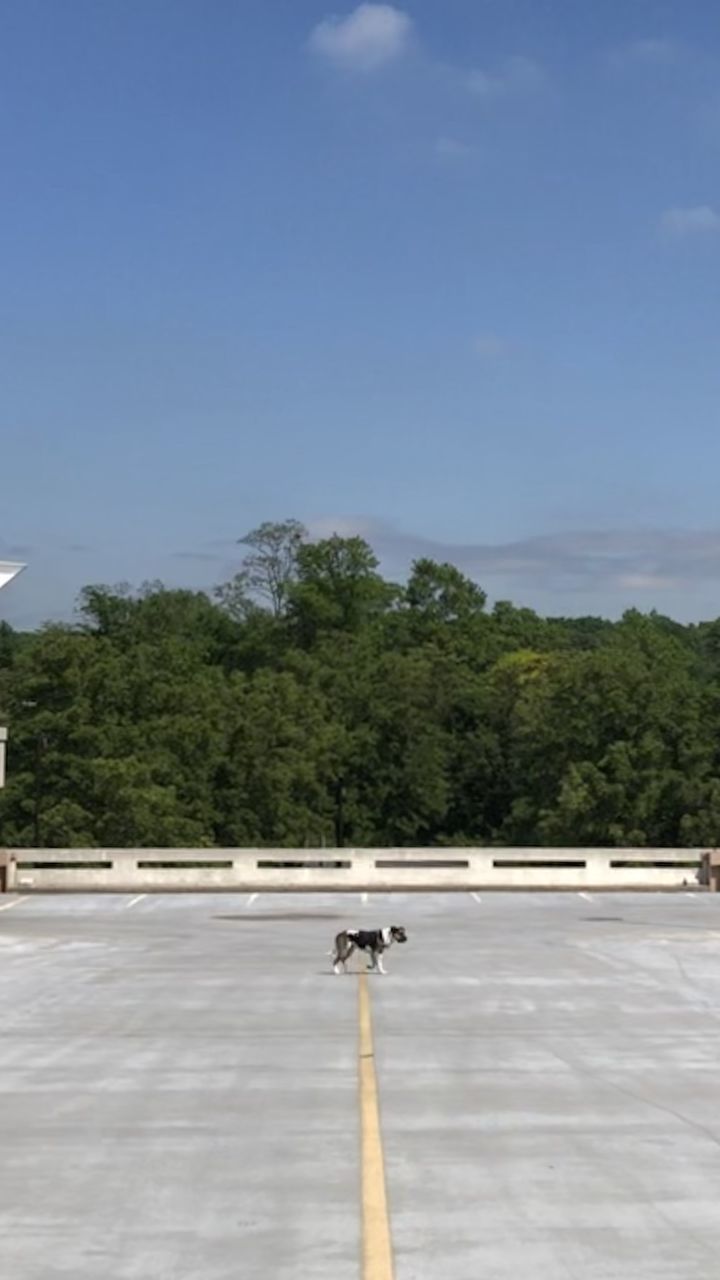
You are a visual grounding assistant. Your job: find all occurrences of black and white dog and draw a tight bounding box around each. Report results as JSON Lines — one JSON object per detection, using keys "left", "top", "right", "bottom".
{"left": 331, "top": 926, "right": 408, "bottom": 975}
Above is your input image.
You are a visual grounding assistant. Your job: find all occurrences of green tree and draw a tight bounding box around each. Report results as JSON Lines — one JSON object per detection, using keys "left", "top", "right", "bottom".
{"left": 1, "top": 523, "right": 717, "bottom": 851}
{"left": 404, "top": 559, "right": 486, "bottom": 624}
{"left": 289, "top": 535, "right": 398, "bottom": 643}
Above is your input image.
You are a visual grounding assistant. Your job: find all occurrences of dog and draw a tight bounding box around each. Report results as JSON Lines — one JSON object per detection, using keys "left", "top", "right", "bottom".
{"left": 330, "top": 926, "right": 407, "bottom": 975}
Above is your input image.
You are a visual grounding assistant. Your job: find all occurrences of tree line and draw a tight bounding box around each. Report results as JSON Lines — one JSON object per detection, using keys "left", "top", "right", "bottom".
{"left": 1, "top": 519, "right": 719, "bottom": 849}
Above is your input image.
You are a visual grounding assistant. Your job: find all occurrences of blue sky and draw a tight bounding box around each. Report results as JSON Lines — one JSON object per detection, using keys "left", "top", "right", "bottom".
{"left": 2, "top": 0, "right": 720, "bottom": 627}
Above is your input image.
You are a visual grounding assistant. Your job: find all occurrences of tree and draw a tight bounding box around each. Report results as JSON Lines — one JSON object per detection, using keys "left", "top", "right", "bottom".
{"left": 213, "top": 669, "right": 338, "bottom": 846}
{"left": 217, "top": 519, "right": 306, "bottom": 620}
{"left": 1, "top": 517, "right": 718, "bottom": 850}
{"left": 404, "top": 559, "right": 486, "bottom": 624}
{"left": 289, "top": 535, "right": 398, "bottom": 642}
{"left": 0, "top": 621, "right": 19, "bottom": 669}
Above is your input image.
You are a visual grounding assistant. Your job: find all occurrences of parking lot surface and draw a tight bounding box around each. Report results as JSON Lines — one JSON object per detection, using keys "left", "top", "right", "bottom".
{"left": 1, "top": 890, "right": 719, "bottom": 1278}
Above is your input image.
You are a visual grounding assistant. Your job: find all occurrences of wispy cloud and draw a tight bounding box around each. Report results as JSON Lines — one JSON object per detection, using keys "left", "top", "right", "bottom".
{"left": 617, "top": 572, "right": 679, "bottom": 591}
{"left": 472, "top": 332, "right": 509, "bottom": 360}
{"left": 0, "top": 539, "right": 32, "bottom": 559}
{"left": 434, "top": 136, "right": 476, "bottom": 160}
{"left": 205, "top": 536, "right": 247, "bottom": 550}
{"left": 610, "top": 37, "right": 680, "bottom": 69}
{"left": 660, "top": 205, "right": 720, "bottom": 238}
{"left": 308, "top": 3, "right": 413, "bottom": 72}
{"left": 307, "top": 519, "right": 720, "bottom": 595}
{"left": 304, "top": 516, "right": 373, "bottom": 540}
{"left": 171, "top": 550, "right": 227, "bottom": 564}
{"left": 308, "top": 9, "right": 544, "bottom": 106}
{"left": 466, "top": 55, "right": 546, "bottom": 100}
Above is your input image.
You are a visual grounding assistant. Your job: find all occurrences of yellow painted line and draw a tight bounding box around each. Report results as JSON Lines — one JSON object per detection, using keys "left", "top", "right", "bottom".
{"left": 359, "top": 973, "right": 395, "bottom": 1280}
{"left": 0, "top": 895, "right": 28, "bottom": 912}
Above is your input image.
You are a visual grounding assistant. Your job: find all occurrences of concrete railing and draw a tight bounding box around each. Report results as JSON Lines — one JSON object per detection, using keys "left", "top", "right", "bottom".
{"left": 0, "top": 847, "right": 717, "bottom": 893}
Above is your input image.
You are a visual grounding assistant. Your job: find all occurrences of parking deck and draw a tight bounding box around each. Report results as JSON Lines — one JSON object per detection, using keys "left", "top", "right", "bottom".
{"left": 1, "top": 891, "right": 719, "bottom": 1278}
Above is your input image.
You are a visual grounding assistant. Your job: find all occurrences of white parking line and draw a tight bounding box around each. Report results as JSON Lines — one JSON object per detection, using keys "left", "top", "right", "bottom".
{"left": 361, "top": 892, "right": 368, "bottom": 904}
{"left": 470, "top": 892, "right": 482, "bottom": 904}
{"left": 579, "top": 892, "right": 593, "bottom": 901}
{"left": 124, "top": 894, "right": 146, "bottom": 910}
{"left": 246, "top": 893, "right": 259, "bottom": 908}
{"left": 0, "top": 896, "right": 28, "bottom": 912}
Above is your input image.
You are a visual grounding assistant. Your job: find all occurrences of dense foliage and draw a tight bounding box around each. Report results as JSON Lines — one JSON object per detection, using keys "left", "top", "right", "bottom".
{"left": 1, "top": 521, "right": 719, "bottom": 849}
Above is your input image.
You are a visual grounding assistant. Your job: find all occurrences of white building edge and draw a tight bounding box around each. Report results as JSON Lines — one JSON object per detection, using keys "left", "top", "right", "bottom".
{"left": 0, "top": 562, "right": 25, "bottom": 592}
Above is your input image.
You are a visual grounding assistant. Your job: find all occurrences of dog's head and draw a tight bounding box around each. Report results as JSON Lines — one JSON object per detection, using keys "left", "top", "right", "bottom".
{"left": 390, "top": 926, "right": 407, "bottom": 944}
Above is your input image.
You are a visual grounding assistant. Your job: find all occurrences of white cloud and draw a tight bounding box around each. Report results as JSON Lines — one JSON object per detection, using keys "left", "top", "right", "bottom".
{"left": 466, "top": 55, "right": 545, "bottom": 100}
{"left": 308, "top": 4, "right": 413, "bottom": 72}
{"left": 660, "top": 205, "right": 720, "bottom": 238}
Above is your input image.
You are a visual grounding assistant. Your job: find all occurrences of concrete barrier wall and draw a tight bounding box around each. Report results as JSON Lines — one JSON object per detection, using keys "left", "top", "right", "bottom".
{"left": 0, "top": 847, "right": 712, "bottom": 892}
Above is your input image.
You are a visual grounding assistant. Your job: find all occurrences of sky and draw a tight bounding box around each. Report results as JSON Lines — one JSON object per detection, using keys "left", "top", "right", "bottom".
{"left": 2, "top": 0, "right": 720, "bottom": 627}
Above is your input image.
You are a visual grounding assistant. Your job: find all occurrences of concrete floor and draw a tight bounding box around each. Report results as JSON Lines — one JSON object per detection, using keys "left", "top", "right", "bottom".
{"left": 1, "top": 891, "right": 720, "bottom": 1279}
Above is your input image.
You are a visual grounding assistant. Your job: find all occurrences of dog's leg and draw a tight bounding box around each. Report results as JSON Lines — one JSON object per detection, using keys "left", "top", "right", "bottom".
{"left": 334, "top": 941, "right": 355, "bottom": 974}
{"left": 377, "top": 954, "right": 387, "bottom": 975}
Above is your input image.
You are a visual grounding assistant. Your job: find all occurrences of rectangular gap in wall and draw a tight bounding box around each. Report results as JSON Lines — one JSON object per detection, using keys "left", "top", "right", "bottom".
{"left": 493, "top": 859, "right": 587, "bottom": 869}
{"left": 257, "top": 860, "right": 352, "bottom": 869}
{"left": 16, "top": 861, "right": 114, "bottom": 870}
{"left": 375, "top": 859, "right": 470, "bottom": 869}
{"left": 136, "top": 860, "right": 234, "bottom": 869}
{"left": 610, "top": 859, "right": 700, "bottom": 869}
